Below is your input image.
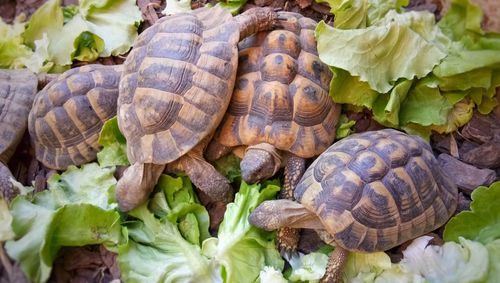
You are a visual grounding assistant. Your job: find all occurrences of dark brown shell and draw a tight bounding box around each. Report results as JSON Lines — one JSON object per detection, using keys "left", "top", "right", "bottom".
{"left": 29, "top": 64, "right": 122, "bottom": 170}
{"left": 0, "top": 69, "right": 37, "bottom": 164}
{"left": 295, "top": 129, "right": 458, "bottom": 252}
{"left": 118, "top": 7, "right": 240, "bottom": 164}
{"left": 215, "top": 12, "right": 340, "bottom": 158}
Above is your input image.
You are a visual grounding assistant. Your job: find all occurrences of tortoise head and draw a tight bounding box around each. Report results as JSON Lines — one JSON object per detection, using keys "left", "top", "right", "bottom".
{"left": 240, "top": 143, "right": 282, "bottom": 184}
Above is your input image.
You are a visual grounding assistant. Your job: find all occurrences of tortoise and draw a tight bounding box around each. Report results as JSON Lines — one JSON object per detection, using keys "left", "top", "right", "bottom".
{"left": 205, "top": 12, "right": 341, "bottom": 254}
{"left": 115, "top": 6, "right": 279, "bottom": 211}
{"left": 249, "top": 129, "right": 458, "bottom": 282}
{"left": 28, "top": 64, "right": 122, "bottom": 170}
{"left": 0, "top": 69, "right": 39, "bottom": 200}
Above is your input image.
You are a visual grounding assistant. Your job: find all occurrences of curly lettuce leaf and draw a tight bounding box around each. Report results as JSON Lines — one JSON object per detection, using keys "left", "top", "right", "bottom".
{"left": 21, "top": 0, "right": 141, "bottom": 68}
{"left": 213, "top": 153, "right": 242, "bottom": 182}
{"left": 335, "top": 114, "right": 356, "bottom": 139}
{"left": 316, "top": 0, "right": 368, "bottom": 29}
{"left": 97, "top": 116, "right": 129, "bottom": 167}
{"left": 259, "top": 266, "right": 288, "bottom": 283}
{"left": 0, "top": 197, "right": 14, "bottom": 241}
{"left": 486, "top": 240, "right": 500, "bottom": 282}
{"left": 329, "top": 67, "right": 379, "bottom": 108}
{"left": 4, "top": 163, "right": 122, "bottom": 283}
{"left": 202, "top": 181, "right": 284, "bottom": 283}
{"left": 0, "top": 16, "right": 35, "bottom": 69}
{"left": 118, "top": 203, "right": 218, "bottom": 283}
{"left": 217, "top": 0, "right": 248, "bottom": 15}
{"left": 288, "top": 252, "right": 329, "bottom": 282}
{"left": 444, "top": 181, "right": 500, "bottom": 244}
{"left": 151, "top": 175, "right": 210, "bottom": 246}
{"left": 400, "top": 236, "right": 489, "bottom": 283}
{"left": 316, "top": 10, "right": 446, "bottom": 93}
{"left": 163, "top": 0, "right": 192, "bottom": 15}
{"left": 36, "top": 163, "right": 117, "bottom": 210}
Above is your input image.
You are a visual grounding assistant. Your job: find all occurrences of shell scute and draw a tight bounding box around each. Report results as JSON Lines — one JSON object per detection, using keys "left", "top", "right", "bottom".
{"left": 295, "top": 129, "right": 458, "bottom": 252}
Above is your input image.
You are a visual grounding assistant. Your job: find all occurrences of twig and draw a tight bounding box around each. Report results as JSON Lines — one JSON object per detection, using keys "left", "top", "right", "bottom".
{"left": 0, "top": 242, "right": 13, "bottom": 281}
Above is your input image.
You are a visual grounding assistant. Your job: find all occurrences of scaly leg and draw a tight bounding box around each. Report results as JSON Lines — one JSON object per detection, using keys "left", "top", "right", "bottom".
{"left": 276, "top": 155, "right": 305, "bottom": 258}
{"left": 320, "top": 246, "right": 349, "bottom": 283}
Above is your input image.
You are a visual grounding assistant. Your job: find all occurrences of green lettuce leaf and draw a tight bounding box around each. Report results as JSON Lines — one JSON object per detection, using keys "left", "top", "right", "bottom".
{"left": 444, "top": 181, "right": 500, "bottom": 244}
{"left": 151, "top": 175, "right": 210, "bottom": 246}
{"left": 316, "top": 0, "right": 368, "bottom": 29}
{"left": 316, "top": 10, "right": 447, "bottom": 93}
{"left": 97, "top": 116, "right": 129, "bottom": 167}
{"left": 367, "top": 0, "right": 409, "bottom": 25}
{"left": 398, "top": 78, "right": 453, "bottom": 126}
{"left": 344, "top": 251, "right": 394, "bottom": 282}
{"left": 17, "top": 33, "right": 54, "bottom": 73}
{"left": 372, "top": 79, "right": 413, "bottom": 127}
{"left": 202, "top": 181, "right": 284, "bottom": 283}
{"left": 259, "top": 266, "right": 288, "bottom": 283}
{"left": 36, "top": 163, "right": 117, "bottom": 210}
{"left": 213, "top": 153, "right": 242, "bottom": 182}
{"left": 335, "top": 114, "right": 356, "bottom": 139}
{"left": 163, "top": 0, "right": 192, "bottom": 15}
{"left": 118, "top": 203, "right": 218, "bottom": 283}
{"left": 0, "top": 197, "right": 14, "bottom": 241}
{"left": 4, "top": 163, "right": 122, "bottom": 283}
{"left": 288, "top": 252, "right": 329, "bottom": 282}
{"left": 0, "top": 16, "right": 34, "bottom": 69}
{"left": 329, "top": 67, "right": 379, "bottom": 109}
{"left": 217, "top": 0, "right": 248, "bottom": 15}
{"left": 22, "top": 0, "right": 141, "bottom": 68}
{"left": 486, "top": 240, "right": 500, "bottom": 282}
{"left": 400, "top": 236, "right": 489, "bottom": 283}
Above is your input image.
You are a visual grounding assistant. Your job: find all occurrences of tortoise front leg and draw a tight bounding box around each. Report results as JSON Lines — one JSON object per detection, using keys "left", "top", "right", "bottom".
{"left": 277, "top": 155, "right": 306, "bottom": 258}
{"left": 321, "top": 246, "right": 349, "bottom": 283}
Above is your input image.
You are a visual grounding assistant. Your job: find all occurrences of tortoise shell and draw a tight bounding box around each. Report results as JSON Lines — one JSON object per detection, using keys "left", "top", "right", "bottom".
{"left": 294, "top": 129, "right": 458, "bottom": 252}
{"left": 28, "top": 64, "right": 122, "bottom": 170}
{"left": 0, "top": 69, "right": 37, "bottom": 164}
{"left": 214, "top": 12, "right": 340, "bottom": 158}
{"left": 118, "top": 7, "right": 240, "bottom": 164}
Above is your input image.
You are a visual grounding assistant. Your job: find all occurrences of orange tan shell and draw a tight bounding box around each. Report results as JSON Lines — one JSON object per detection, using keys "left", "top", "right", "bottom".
{"left": 28, "top": 64, "right": 122, "bottom": 170}
{"left": 0, "top": 69, "right": 37, "bottom": 164}
{"left": 117, "top": 7, "right": 240, "bottom": 164}
{"left": 214, "top": 12, "right": 340, "bottom": 158}
{"left": 294, "top": 129, "right": 458, "bottom": 252}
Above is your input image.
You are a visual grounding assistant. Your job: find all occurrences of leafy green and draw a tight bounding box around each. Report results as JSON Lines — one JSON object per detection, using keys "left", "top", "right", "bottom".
{"left": 217, "top": 0, "right": 248, "bottom": 15}
{"left": 118, "top": 203, "right": 217, "bottom": 283}
{"left": 259, "top": 266, "right": 288, "bottom": 283}
{"left": 163, "top": 0, "right": 192, "bottom": 15}
{"left": 288, "top": 252, "right": 329, "bottom": 282}
{"left": 0, "top": 16, "right": 37, "bottom": 69}
{"left": 20, "top": 0, "right": 141, "bottom": 68}
{"left": 344, "top": 251, "right": 395, "bottom": 282}
{"left": 486, "top": 240, "right": 500, "bottom": 282}
{"left": 213, "top": 153, "right": 242, "bottom": 182}
{"left": 0, "top": 197, "right": 14, "bottom": 241}
{"left": 202, "top": 181, "right": 284, "bottom": 283}
{"left": 120, "top": 178, "right": 283, "bottom": 283}
{"left": 400, "top": 236, "right": 489, "bottom": 283}
{"left": 444, "top": 181, "right": 500, "bottom": 244}
{"left": 97, "top": 116, "right": 129, "bottom": 167}
{"left": 335, "top": 114, "right": 356, "bottom": 139}
{"left": 329, "top": 67, "right": 379, "bottom": 109}
{"left": 5, "top": 163, "right": 122, "bottom": 283}
{"left": 151, "top": 175, "right": 210, "bottom": 245}
{"left": 316, "top": 10, "right": 446, "bottom": 93}
{"left": 316, "top": 0, "right": 367, "bottom": 29}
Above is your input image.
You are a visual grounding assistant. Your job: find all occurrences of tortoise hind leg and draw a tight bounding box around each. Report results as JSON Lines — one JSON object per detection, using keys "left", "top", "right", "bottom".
{"left": 320, "top": 246, "right": 349, "bottom": 283}
{"left": 277, "top": 155, "right": 306, "bottom": 258}
{"left": 116, "top": 162, "right": 165, "bottom": 211}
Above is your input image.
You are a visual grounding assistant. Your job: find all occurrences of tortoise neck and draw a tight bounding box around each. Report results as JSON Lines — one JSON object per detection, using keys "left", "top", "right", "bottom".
{"left": 235, "top": 7, "right": 277, "bottom": 40}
